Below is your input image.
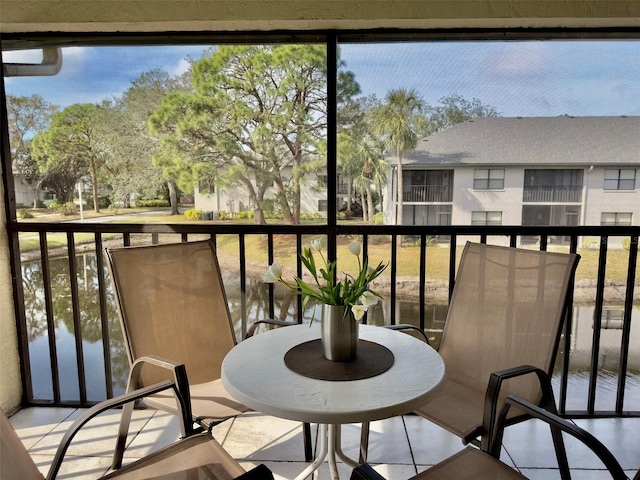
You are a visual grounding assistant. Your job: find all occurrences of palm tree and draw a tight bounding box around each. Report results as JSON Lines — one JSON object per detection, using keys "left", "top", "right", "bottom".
{"left": 352, "top": 138, "right": 389, "bottom": 224}
{"left": 370, "top": 88, "right": 425, "bottom": 225}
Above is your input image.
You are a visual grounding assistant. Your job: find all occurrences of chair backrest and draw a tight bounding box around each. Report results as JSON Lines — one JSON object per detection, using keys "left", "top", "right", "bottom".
{"left": 1, "top": 410, "right": 45, "bottom": 480}
{"left": 105, "top": 240, "right": 236, "bottom": 386}
{"left": 439, "top": 242, "right": 579, "bottom": 400}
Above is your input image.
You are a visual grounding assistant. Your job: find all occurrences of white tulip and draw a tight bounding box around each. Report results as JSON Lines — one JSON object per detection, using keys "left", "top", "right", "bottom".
{"left": 311, "top": 239, "right": 322, "bottom": 251}
{"left": 348, "top": 240, "right": 361, "bottom": 256}
{"left": 351, "top": 304, "right": 367, "bottom": 321}
{"left": 262, "top": 263, "right": 282, "bottom": 283}
{"left": 359, "top": 291, "right": 379, "bottom": 307}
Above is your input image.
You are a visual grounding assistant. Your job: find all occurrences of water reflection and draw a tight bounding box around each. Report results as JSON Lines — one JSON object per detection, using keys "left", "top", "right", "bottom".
{"left": 21, "top": 253, "right": 640, "bottom": 411}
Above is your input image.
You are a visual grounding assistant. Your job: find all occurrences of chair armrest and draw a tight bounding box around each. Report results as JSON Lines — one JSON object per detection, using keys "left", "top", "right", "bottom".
{"left": 383, "top": 324, "right": 430, "bottom": 344}
{"left": 479, "top": 365, "right": 553, "bottom": 450}
{"left": 47, "top": 380, "right": 185, "bottom": 480}
{"left": 350, "top": 463, "right": 387, "bottom": 480}
{"left": 127, "top": 355, "right": 193, "bottom": 435}
{"left": 246, "top": 319, "right": 297, "bottom": 338}
{"left": 493, "top": 395, "right": 628, "bottom": 479}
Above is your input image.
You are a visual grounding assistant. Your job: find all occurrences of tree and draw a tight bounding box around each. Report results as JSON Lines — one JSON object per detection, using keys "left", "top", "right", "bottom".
{"left": 31, "top": 104, "right": 106, "bottom": 210}
{"left": 6, "top": 94, "right": 58, "bottom": 207}
{"left": 98, "top": 70, "right": 183, "bottom": 211}
{"left": 370, "top": 88, "right": 426, "bottom": 226}
{"left": 149, "top": 44, "right": 328, "bottom": 225}
{"left": 426, "top": 93, "right": 500, "bottom": 134}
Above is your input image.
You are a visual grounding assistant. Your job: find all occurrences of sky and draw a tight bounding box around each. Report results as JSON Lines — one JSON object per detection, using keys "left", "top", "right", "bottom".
{"left": 4, "top": 39, "right": 640, "bottom": 118}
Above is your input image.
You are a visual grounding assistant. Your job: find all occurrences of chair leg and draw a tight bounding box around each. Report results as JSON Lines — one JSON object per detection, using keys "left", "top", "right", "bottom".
{"left": 550, "top": 423, "right": 571, "bottom": 480}
{"left": 303, "top": 422, "right": 313, "bottom": 462}
{"left": 111, "top": 401, "right": 135, "bottom": 470}
{"left": 359, "top": 422, "right": 370, "bottom": 464}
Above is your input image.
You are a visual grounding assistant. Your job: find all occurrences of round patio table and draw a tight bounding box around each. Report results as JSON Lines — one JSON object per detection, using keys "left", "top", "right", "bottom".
{"left": 222, "top": 323, "right": 445, "bottom": 480}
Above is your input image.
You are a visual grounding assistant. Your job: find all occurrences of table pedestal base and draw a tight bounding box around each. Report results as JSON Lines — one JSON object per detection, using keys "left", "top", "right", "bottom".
{"left": 294, "top": 424, "right": 359, "bottom": 480}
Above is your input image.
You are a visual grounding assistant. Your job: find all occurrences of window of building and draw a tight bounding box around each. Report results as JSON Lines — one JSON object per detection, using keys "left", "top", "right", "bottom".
{"left": 317, "top": 199, "right": 328, "bottom": 211}
{"left": 604, "top": 169, "right": 636, "bottom": 190}
{"left": 601, "top": 212, "right": 632, "bottom": 226}
{"left": 473, "top": 169, "right": 504, "bottom": 190}
{"left": 471, "top": 211, "right": 502, "bottom": 225}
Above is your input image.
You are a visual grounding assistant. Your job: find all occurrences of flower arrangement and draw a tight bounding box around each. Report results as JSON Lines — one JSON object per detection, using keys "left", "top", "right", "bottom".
{"left": 263, "top": 240, "right": 387, "bottom": 321}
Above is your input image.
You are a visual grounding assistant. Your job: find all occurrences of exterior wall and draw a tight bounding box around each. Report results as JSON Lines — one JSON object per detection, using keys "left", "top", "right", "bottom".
{"left": 0, "top": 175, "right": 22, "bottom": 415}
{"left": 451, "top": 166, "right": 524, "bottom": 226}
{"left": 12, "top": 175, "right": 44, "bottom": 208}
{"left": 583, "top": 167, "right": 639, "bottom": 248}
{"left": 195, "top": 172, "right": 327, "bottom": 217}
{"left": 584, "top": 167, "right": 640, "bottom": 225}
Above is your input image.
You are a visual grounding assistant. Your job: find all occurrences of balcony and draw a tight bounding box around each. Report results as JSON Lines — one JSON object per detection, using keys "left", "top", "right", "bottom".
{"left": 4, "top": 220, "right": 640, "bottom": 478}
{"left": 523, "top": 185, "right": 583, "bottom": 203}
{"left": 5, "top": 221, "right": 639, "bottom": 414}
{"left": 403, "top": 185, "right": 452, "bottom": 203}
{"left": 9, "top": 404, "right": 640, "bottom": 479}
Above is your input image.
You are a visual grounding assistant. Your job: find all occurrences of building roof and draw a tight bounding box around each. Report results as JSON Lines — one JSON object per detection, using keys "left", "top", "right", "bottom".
{"left": 397, "top": 116, "right": 640, "bottom": 168}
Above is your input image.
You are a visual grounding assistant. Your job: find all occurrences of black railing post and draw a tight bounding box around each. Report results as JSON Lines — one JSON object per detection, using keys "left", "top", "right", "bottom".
{"left": 588, "top": 236, "right": 609, "bottom": 414}
{"left": 616, "top": 234, "right": 638, "bottom": 413}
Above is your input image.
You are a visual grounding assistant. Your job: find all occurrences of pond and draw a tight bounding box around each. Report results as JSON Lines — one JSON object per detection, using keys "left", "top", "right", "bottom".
{"left": 21, "top": 253, "right": 640, "bottom": 412}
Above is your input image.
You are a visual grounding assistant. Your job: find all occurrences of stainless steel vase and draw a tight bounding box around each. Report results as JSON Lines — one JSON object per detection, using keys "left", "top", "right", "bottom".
{"left": 321, "top": 304, "right": 359, "bottom": 362}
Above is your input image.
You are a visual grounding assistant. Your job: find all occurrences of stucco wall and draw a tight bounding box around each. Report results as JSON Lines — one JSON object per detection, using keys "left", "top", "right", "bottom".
{"left": 0, "top": 175, "right": 22, "bottom": 415}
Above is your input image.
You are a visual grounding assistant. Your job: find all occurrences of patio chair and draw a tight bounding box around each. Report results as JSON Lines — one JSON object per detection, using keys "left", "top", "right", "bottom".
{"left": 104, "top": 240, "right": 311, "bottom": 466}
{"left": 1, "top": 379, "right": 274, "bottom": 480}
{"left": 351, "top": 394, "right": 636, "bottom": 480}
{"left": 361, "top": 242, "right": 580, "bottom": 461}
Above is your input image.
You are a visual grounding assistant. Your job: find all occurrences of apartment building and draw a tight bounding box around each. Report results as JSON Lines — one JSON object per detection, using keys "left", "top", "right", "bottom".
{"left": 383, "top": 116, "right": 639, "bottom": 244}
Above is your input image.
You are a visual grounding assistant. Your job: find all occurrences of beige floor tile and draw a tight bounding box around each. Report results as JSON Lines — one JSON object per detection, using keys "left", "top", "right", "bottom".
{"left": 8, "top": 407, "right": 76, "bottom": 450}
{"left": 403, "top": 415, "right": 465, "bottom": 466}
{"left": 222, "top": 412, "right": 314, "bottom": 462}
{"left": 360, "top": 417, "right": 413, "bottom": 464}
{"left": 30, "top": 453, "right": 113, "bottom": 480}
{"left": 123, "top": 410, "right": 182, "bottom": 459}
{"left": 25, "top": 408, "right": 155, "bottom": 458}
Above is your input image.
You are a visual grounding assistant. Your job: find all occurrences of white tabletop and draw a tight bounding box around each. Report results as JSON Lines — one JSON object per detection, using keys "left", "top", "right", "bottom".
{"left": 222, "top": 323, "right": 445, "bottom": 425}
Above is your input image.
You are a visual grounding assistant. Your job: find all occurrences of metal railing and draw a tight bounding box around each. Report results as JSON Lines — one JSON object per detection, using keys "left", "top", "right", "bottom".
{"left": 403, "top": 185, "right": 452, "bottom": 203}
{"left": 523, "top": 185, "right": 583, "bottom": 203}
{"left": 6, "top": 220, "right": 639, "bottom": 419}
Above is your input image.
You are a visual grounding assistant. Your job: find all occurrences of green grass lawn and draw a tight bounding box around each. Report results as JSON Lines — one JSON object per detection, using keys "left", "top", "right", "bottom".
{"left": 16, "top": 209, "right": 636, "bottom": 284}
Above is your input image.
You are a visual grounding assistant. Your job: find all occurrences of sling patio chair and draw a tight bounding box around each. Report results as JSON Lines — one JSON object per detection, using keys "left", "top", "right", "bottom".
{"left": 104, "top": 240, "right": 311, "bottom": 467}
{"left": 1, "top": 379, "right": 275, "bottom": 480}
{"left": 352, "top": 394, "right": 637, "bottom": 480}
{"left": 361, "top": 241, "right": 580, "bottom": 461}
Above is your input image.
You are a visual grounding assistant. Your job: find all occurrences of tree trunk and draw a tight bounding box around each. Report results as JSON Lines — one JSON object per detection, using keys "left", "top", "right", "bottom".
{"left": 366, "top": 183, "right": 375, "bottom": 224}
{"left": 360, "top": 191, "right": 367, "bottom": 222}
{"left": 167, "top": 179, "right": 179, "bottom": 215}
{"left": 90, "top": 158, "right": 100, "bottom": 213}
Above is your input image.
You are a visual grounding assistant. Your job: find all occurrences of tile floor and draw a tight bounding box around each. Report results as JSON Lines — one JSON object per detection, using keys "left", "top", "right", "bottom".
{"left": 9, "top": 406, "right": 640, "bottom": 479}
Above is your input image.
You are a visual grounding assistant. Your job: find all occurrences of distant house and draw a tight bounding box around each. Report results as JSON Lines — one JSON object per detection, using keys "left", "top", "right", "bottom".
{"left": 194, "top": 167, "right": 349, "bottom": 218}
{"left": 383, "top": 116, "right": 639, "bottom": 246}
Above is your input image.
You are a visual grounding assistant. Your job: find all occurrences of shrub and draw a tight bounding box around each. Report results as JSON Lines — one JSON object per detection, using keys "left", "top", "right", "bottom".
{"left": 18, "top": 210, "right": 34, "bottom": 219}
{"left": 218, "top": 210, "right": 231, "bottom": 220}
{"left": 235, "top": 210, "right": 255, "bottom": 220}
{"left": 184, "top": 209, "right": 203, "bottom": 220}
{"left": 56, "top": 202, "right": 79, "bottom": 216}
{"left": 135, "top": 199, "right": 170, "bottom": 208}
{"left": 44, "top": 200, "right": 61, "bottom": 210}
{"left": 623, "top": 238, "right": 631, "bottom": 250}
{"left": 374, "top": 212, "right": 385, "bottom": 225}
